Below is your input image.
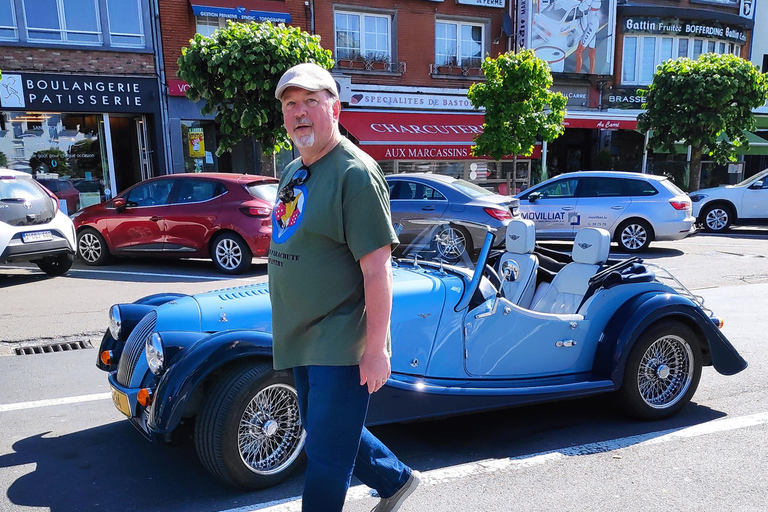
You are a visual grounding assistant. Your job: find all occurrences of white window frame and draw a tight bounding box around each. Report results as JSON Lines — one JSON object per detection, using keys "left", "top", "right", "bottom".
{"left": 23, "top": 0, "right": 103, "bottom": 45}
{"left": 106, "top": 0, "right": 145, "bottom": 48}
{"left": 334, "top": 10, "right": 392, "bottom": 62}
{"left": 622, "top": 34, "right": 742, "bottom": 85}
{"left": 0, "top": 0, "right": 19, "bottom": 41}
{"left": 435, "top": 19, "right": 484, "bottom": 68}
{"left": 195, "top": 15, "right": 226, "bottom": 37}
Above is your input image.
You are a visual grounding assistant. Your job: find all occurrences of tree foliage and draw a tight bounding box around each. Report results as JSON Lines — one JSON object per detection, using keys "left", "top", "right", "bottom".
{"left": 177, "top": 22, "right": 334, "bottom": 156}
{"left": 637, "top": 53, "right": 768, "bottom": 191}
{"left": 467, "top": 50, "right": 566, "bottom": 161}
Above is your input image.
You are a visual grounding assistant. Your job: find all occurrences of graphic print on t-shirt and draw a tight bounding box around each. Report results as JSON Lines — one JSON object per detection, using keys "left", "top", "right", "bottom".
{"left": 272, "top": 184, "right": 307, "bottom": 243}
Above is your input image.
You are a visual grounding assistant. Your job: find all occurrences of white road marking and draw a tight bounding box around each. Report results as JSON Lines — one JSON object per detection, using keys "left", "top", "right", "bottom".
{"left": 0, "top": 393, "right": 111, "bottom": 412}
{"left": 2, "top": 265, "right": 238, "bottom": 281}
{"left": 230, "top": 411, "right": 768, "bottom": 512}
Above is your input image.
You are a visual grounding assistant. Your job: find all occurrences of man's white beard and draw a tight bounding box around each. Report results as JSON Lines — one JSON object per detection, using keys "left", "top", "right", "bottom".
{"left": 293, "top": 131, "right": 315, "bottom": 148}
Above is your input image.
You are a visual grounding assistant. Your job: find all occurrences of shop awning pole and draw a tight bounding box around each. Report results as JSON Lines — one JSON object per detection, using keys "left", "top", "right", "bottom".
{"left": 642, "top": 130, "right": 649, "bottom": 173}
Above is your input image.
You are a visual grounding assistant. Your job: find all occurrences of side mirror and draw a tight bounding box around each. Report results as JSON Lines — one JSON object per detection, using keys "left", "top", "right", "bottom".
{"left": 527, "top": 192, "right": 540, "bottom": 202}
{"left": 501, "top": 260, "right": 520, "bottom": 282}
{"left": 113, "top": 197, "right": 127, "bottom": 211}
{"left": 749, "top": 180, "right": 763, "bottom": 190}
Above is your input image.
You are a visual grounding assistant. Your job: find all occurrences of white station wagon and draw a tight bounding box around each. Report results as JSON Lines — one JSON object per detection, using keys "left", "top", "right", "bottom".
{"left": 515, "top": 171, "right": 695, "bottom": 252}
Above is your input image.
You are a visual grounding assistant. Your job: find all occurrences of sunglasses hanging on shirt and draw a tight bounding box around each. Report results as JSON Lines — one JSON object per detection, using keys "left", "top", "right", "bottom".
{"left": 278, "top": 165, "right": 311, "bottom": 204}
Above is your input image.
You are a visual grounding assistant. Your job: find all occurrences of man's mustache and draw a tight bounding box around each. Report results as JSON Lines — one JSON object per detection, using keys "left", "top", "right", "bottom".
{"left": 293, "top": 118, "right": 312, "bottom": 129}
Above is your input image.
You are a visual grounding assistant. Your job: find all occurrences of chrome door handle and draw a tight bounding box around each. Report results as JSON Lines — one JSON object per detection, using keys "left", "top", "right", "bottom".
{"left": 422, "top": 205, "right": 435, "bottom": 211}
{"left": 150, "top": 216, "right": 162, "bottom": 222}
{"left": 611, "top": 206, "right": 625, "bottom": 210}
{"left": 561, "top": 207, "right": 575, "bottom": 211}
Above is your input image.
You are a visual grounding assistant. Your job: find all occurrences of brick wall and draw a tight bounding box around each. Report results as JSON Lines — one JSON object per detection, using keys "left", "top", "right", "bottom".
{"left": 315, "top": 0, "right": 507, "bottom": 88}
{"left": 0, "top": 48, "right": 156, "bottom": 75}
{"left": 159, "top": 0, "right": 310, "bottom": 80}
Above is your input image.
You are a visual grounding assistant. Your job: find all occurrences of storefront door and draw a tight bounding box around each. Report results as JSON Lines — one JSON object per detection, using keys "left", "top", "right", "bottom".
{"left": 108, "top": 115, "right": 154, "bottom": 193}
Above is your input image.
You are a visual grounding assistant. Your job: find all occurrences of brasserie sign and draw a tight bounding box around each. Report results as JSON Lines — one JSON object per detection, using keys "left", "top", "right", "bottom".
{"left": 0, "top": 73, "right": 160, "bottom": 113}
{"left": 622, "top": 17, "right": 747, "bottom": 43}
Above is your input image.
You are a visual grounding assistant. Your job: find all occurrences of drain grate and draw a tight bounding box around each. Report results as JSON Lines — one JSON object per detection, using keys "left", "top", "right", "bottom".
{"left": 14, "top": 340, "right": 94, "bottom": 355}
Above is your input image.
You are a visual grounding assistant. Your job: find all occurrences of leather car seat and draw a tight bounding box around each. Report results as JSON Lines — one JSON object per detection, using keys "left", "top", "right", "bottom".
{"left": 498, "top": 219, "right": 539, "bottom": 308}
{"left": 530, "top": 228, "right": 611, "bottom": 315}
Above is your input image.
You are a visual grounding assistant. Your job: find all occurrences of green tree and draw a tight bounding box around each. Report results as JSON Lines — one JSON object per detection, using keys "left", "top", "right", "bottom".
{"left": 467, "top": 50, "right": 566, "bottom": 186}
{"left": 637, "top": 53, "right": 768, "bottom": 191}
{"left": 0, "top": 151, "right": 8, "bottom": 168}
{"left": 177, "top": 21, "right": 333, "bottom": 157}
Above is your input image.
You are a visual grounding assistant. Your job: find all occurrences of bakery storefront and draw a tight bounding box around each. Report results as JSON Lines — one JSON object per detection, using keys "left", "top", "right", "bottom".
{"left": 0, "top": 73, "right": 162, "bottom": 214}
{"left": 338, "top": 89, "right": 541, "bottom": 195}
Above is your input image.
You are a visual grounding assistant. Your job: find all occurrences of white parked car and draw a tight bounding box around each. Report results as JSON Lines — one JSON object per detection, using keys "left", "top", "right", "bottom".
{"left": 689, "top": 168, "right": 768, "bottom": 232}
{"left": 0, "top": 169, "right": 76, "bottom": 275}
{"left": 515, "top": 171, "right": 695, "bottom": 252}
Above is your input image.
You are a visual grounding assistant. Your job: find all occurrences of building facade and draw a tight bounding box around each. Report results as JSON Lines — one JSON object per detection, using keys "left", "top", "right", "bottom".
{"left": 158, "top": 0, "right": 305, "bottom": 175}
{"left": 520, "top": 0, "right": 757, "bottom": 189}
{"left": 0, "top": 0, "right": 164, "bottom": 213}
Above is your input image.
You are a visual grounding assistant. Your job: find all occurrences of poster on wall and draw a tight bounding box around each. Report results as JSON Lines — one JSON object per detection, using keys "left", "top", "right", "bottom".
{"left": 523, "top": 0, "right": 617, "bottom": 75}
{"left": 188, "top": 128, "right": 205, "bottom": 158}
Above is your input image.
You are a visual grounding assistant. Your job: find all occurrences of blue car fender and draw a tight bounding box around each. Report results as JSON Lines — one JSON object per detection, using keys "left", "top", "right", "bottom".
{"left": 148, "top": 329, "right": 274, "bottom": 434}
{"left": 594, "top": 292, "right": 747, "bottom": 385}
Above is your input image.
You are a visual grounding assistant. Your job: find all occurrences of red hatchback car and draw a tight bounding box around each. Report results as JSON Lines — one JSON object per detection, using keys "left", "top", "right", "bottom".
{"left": 72, "top": 173, "right": 278, "bottom": 274}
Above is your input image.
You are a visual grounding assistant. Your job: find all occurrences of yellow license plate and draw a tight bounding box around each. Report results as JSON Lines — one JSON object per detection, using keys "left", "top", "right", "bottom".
{"left": 111, "top": 387, "right": 131, "bottom": 417}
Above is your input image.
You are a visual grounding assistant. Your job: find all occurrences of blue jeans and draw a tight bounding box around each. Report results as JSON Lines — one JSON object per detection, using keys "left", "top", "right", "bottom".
{"left": 293, "top": 365, "right": 411, "bottom": 512}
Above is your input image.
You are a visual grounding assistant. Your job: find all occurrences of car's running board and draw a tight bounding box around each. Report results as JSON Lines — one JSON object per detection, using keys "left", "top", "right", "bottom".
{"left": 385, "top": 376, "right": 615, "bottom": 397}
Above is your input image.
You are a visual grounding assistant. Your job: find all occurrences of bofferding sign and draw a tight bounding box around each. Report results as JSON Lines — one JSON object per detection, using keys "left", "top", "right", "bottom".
{"left": 0, "top": 73, "right": 159, "bottom": 113}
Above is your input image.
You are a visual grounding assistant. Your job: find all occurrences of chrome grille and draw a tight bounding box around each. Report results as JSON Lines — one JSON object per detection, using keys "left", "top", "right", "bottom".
{"left": 116, "top": 310, "right": 157, "bottom": 386}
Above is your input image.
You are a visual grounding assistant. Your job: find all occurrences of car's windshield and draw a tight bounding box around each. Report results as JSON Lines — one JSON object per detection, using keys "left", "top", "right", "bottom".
{"left": 394, "top": 218, "right": 494, "bottom": 273}
{"left": 735, "top": 167, "right": 768, "bottom": 187}
{"left": 451, "top": 179, "right": 496, "bottom": 198}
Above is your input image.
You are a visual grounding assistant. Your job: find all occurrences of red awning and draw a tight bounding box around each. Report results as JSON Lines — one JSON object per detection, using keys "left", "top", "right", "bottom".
{"left": 563, "top": 116, "right": 638, "bottom": 130}
{"left": 339, "top": 110, "right": 541, "bottom": 160}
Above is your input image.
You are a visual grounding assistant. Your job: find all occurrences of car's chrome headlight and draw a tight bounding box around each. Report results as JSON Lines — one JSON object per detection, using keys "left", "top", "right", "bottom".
{"left": 146, "top": 332, "right": 165, "bottom": 375}
{"left": 109, "top": 305, "right": 121, "bottom": 340}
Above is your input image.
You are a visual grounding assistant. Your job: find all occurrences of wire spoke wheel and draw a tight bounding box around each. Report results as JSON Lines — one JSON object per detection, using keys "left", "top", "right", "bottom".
{"left": 238, "top": 383, "right": 305, "bottom": 476}
{"left": 636, "top": 334, "right": 693, "bottom": 409}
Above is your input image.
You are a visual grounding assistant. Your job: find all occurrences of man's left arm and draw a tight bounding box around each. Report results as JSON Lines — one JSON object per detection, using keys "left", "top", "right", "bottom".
{"left": 358, "top": 244, "right": 394, "bottom": 394}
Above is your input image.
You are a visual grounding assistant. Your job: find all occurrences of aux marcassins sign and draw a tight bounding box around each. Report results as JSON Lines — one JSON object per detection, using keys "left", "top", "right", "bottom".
{"left": 0, "top": 73, "right": 160, "bottom": 113}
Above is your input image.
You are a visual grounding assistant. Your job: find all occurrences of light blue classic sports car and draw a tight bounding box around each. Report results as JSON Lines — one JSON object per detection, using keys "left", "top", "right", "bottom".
{"left": 98, "top": 218, "right": 746, "bottom": 490}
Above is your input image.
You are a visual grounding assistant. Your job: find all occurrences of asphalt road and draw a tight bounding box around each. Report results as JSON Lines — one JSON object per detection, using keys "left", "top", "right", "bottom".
{"left": 0, "top": 228, "right": 766, "bottom": 511}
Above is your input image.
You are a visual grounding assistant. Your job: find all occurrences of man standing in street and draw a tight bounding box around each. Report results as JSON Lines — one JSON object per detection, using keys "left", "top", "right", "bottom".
{"left": 268, "top": 62, "right": 421, "bottom": 512}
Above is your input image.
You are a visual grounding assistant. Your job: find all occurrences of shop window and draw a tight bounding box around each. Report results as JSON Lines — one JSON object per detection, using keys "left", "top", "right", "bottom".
{"left": 692, "top": 39, "right": 703, "bottom": 59}
{"left": 435, "top": 20, "right": 483, "bottom": 68}
{"left": 0, "top": 0, "right": 18, "bottom": 40}
{"left": 622, "top": 36, "right": 637, "bottom": 83}
{"left": 0, "top": 112, "right": 111, "bottom": 212}
{"left": 334, "top": 11, "right": 391, "bottom": 63}
{"left": 23, "top": 0, "right": 102, "bottom": 44}
{"left": 180, "top": 120, "right": 260, "bottom": 175}
{"left": 677, "top": 38, "right": 688, "bottom": 59}
{"left": 106, "top": 0, "right": 144, "bottom": 47}
{"left": 640, "top": 37, "right": 656, "bottom": 83}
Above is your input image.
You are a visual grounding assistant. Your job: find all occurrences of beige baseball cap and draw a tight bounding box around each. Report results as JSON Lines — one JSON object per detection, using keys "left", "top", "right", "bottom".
{"left": 275, "top": 63, "right": 339, "bottom": 100}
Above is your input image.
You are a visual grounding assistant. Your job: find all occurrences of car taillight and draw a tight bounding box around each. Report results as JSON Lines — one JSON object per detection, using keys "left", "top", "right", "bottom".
{"left": 669, "top": 199, "right": 691, "bottom": 211}
{"left": 239, "top": 206, "right": 272, "bottom": 217}
{"left": 484, "top": 207, "right": 513, "bottom": 221}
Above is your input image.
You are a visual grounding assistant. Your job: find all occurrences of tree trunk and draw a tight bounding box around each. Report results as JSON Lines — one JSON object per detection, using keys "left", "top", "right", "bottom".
{"left": 689, "top": 146, "right": 703, "bottom": 192}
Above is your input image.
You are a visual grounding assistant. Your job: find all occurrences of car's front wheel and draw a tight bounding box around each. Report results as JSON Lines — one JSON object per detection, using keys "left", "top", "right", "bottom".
{"left": 77, "top": 228, "right": 110, "bottom": 265}
{"left": 701, "top": 204, "right": 733, "bottom": 232}
{"left": 615, "top": 219, "right": 652, "bottom": 252}
{"left": 195, "top": 363, "right": 306, "bottom": 490}
{"left": 35, "top": 253, "right": 74, "bottom": 276}
{"left": 211, "top": 232, "right": 252, "bottom": 274}
{"left": 618, "top": 320, "right": 702, "bottom": 420}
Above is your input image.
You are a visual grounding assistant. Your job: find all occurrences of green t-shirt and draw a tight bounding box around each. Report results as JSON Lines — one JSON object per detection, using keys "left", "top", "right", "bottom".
{"left": 268, "top": 137, "right": 399, "bottom": 370}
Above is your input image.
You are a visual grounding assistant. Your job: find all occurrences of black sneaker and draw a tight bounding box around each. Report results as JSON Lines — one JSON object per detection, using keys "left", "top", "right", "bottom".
{"left": 370, "top": 471, "right": 422, "bottom": 512}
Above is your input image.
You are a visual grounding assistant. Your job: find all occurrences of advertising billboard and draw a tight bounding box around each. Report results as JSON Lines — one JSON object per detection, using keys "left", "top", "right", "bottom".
{"left": 523, "top": 0, "right": 617, "bottom": 75}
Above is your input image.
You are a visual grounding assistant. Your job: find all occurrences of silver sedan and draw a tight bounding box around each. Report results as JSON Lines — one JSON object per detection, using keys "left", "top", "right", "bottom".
{"left": 386, "top": 173, "right": 518, "bottom": 261}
